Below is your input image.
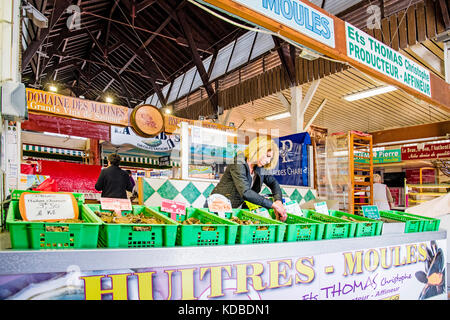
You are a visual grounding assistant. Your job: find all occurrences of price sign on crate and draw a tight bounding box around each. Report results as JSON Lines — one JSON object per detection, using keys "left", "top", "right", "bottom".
{"left": 100, "top": 198, "right": 132, "bottom": 216}
{"left": 207, "top": 194, "right": 232, "bottom": 218}
{"left": 19, "top": 192, "right": 79, "bottom": 221}
{"left": 161, "top": 199, "right": 187, "bottom": 220}
{"left": 314, "top": 201, "right": 329, "bottom": 215}
{"left": 362, "top": 205, "right": 380, "bottom": 220}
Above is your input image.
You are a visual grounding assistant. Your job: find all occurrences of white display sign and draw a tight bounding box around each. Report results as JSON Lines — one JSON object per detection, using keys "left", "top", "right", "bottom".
{"left": 233, "top": 0, "right": 335, "bottom": 48}
{"left": 21, "top": 193, "right": 77, "bottom": 221}
{"left": 284, "top": 200, "right": 303, "bottom": 216}
{"left": 345, "top": 22, "right": 431, "bottom": 97}
{"left": 111, "top": 126, "right": 180, "bottom": 152}
{"left": 314, "top": 201, "right": 329, "bottom": 215}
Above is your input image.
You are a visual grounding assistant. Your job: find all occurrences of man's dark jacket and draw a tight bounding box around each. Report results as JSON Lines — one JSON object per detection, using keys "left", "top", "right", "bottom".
{"left": 210, "top": 154, "right": 282, "bottom": 209}
{"left": 95, "top": 165, "right": 133, "bottom": 199}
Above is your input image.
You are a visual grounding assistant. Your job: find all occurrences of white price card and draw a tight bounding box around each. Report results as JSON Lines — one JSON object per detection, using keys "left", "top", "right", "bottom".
{"left": 253, "top": 207, "right": 272, "bottom": 219}
{"left": 19, "top": 192, "right": 79, "bottom": 221}
{"left": 284, "top": 200, "right": 303, "bottom": 217}
{"left": 314, "top": 201, "right": 329, "bottom": 215}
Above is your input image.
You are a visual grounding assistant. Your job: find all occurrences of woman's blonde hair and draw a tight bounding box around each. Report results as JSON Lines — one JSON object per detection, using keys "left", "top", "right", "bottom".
{"left": 243, "top": 136, "right": 279, "bottom": 170}
{"left": 373, "top": 174, "right": 382, "bottom": 183}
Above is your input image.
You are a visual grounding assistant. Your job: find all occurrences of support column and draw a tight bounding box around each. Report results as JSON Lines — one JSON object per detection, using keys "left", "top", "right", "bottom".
{"left": 1, "top": 0, "right": 22, "bottom": 205}
{"left": 445, "top": 41, "right": 449, "bottom": 84}
{"left": 290, "top": 86, "right": 302, "bottom": 133}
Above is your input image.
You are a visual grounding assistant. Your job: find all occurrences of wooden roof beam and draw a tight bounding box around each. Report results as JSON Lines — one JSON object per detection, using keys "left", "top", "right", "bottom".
{"left": 177, "top": 8, "right": 219, "bottom": 114}
{"left": 273, "top": 37, "right": 296, "bottom": 86}
{"left": 22, "top": 0, "right": 73, "bottom": 71}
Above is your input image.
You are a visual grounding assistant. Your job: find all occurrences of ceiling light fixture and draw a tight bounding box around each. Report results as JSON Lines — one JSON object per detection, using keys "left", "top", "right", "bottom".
{"left": 265, "top": 112, "right": 291, "bottom": 121}
{"left": 105, "top": 96, "right": 113, "bottom": 103}
{"left": 343, "top": 85, "right": 397, "bottom": 101}
{"left": 49, "top": 85, "right": 57, "bottom": 92}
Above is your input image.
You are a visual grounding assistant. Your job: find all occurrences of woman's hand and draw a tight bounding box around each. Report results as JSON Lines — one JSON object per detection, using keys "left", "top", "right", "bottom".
{"left": 272, "top": 200, "right": 287, "bottom": 222}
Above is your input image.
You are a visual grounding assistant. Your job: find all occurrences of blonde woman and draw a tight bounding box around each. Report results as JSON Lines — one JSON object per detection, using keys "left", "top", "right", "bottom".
{"left": 370, "top": 173, "right": 394, "bottom": 210}
{"left": 209, "top": 136, "right": 287, "bottom": 221}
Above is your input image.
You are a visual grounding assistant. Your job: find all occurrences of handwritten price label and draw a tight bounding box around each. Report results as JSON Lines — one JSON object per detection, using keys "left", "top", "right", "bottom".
{"left": 101, "top": 197, "right": 132, "bottom": 216}
{"left": 161, "top": 199, "right": 187, "bottom": 220}
{"left": 362, "top": 205, "right": 380, "bottom": 220}
{"left": 19, "top": 192, "right": 79, "bottom": 221}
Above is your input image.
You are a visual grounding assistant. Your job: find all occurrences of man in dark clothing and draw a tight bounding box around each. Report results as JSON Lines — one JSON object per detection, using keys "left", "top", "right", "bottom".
{"left": 95, "top": 154, "right": 133, "bottom": 199}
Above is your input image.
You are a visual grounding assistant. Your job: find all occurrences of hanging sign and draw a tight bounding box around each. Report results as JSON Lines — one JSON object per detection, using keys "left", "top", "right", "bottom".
{"left": 111, "top": 126, "right": 180, "bottom": 152}
{"left": 26, "top": 88, "right": 130, "bottom": 126}
{"left": 272, "top": 132, "right": 311, "bottom": 186}
{"left": 19, "top": 192, "right": 79, "bottom": 222}
{"left": 100, "top": 197, "right": 132, "bottom": 216}
{"left": 161, "top": 199, "right": 187, "bottom": 221}
{"left": 233, "top": 0, "right": 335, "bottom": 48}
{"left": 345, "top": 22, "right": 431, "bottom": 97}
{"left": 362, "top": 205, "right": 380, "bottom": 220}
{"left": 401, "top": 142, "right": 450, "bottom": 161}
{"left": 130, "top": 104, "right": 165, "bottom": 137}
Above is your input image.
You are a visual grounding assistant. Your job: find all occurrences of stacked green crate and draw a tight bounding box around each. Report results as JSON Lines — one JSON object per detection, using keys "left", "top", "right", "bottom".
{"left": 84, "top": 204, "right": 178, "bottom": 248}
{"left": 151, "top": 206, "right": 238, "bottom": 246}
{"left": 208, "top": 208, "right": 286, "bottom": 244}
{"left": 268, "top": 209, "right": 324, "bottom": 241}
{"left": 379, "top": 210, "right": 423, "bottom": 233}
{"left": 329, "top": 210, "right": 383, "bottom": 237}
{"left": 381, "top": 210, "right": 439, "bottom": 232}
{"left": 302, "top": 209, "right": 354, "bottom": 239}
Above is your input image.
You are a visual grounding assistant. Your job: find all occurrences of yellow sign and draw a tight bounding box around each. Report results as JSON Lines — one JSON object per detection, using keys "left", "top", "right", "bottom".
{"left": 26, "top": 88, "right": 130, "bottom": 126}
{"left": 164, "top": 114, "right": 235, "bottom": 133}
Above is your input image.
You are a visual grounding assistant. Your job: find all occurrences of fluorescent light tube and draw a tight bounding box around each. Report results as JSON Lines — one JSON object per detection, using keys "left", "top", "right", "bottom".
{"left": 343, "top": 85, "right": 397, "bottom": 101}
{"left": 265, "top": 112, "right": 291, "bottom": 121}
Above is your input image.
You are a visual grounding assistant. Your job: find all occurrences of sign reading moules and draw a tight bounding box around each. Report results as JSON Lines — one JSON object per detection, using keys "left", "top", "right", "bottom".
{"left": 233, "top": 0, "right": 335, "bottom": 48}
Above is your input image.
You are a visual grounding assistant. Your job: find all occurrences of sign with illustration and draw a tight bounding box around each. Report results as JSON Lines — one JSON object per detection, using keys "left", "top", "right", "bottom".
{"left": 0, "top": 239, "right": 446, "bottom": 300}
{"left": 130, "top": 104, "right": 165, "bottom": 137}
{"left": 26, "top": 88, "right": 130, "bottom": 126}
{"left": 345, "top": 22, "right": 431, "bottom": 97}
{"left": 272, "top": 132, "right": 311, "bottom": 186}
{"left": 111, "top": 126, "right": 180, "bottom": 153}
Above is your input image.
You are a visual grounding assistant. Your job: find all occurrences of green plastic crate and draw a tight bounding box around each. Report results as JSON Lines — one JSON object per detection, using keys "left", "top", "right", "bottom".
{"left": 379, "top": 210, "right": 423, "bottom": 233}
{"left": 158, "top": 207, "right": 238, "bottom": 246}
{"left": 329, "top": 210, "right": 383, "bottom": 237}
{"left": 84, "top": 204, "right": 178, "bottom": 248}
{"left": 383, "top": 210, "right": 439, "bottom": 232}
{"left": 210, "top": 208, "right": 286, "bottom": 244}
{"left": 6, "top": 199, "right": 100, "bottom": 250}
{"left": 302, "top": 210, "right": 353, "bottom": 239}
{"left": 268, "top": 209, "right": 324, "bottom": 242}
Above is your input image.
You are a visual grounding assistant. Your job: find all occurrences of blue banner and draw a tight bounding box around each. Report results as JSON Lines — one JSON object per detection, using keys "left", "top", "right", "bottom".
{"left": 272, "top": 132, "right": 311, "bottom": 186}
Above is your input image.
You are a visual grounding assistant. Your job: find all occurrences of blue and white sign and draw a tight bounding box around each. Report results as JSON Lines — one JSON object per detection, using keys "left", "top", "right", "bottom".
{"left": 271, "top": 132, "right": 311, "bottom": 186}
{"left": 111, "top": 126, "right": 180, "bottom": 153}
{"left": 233, "top": 0, "right": 335, "bottom": 48}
